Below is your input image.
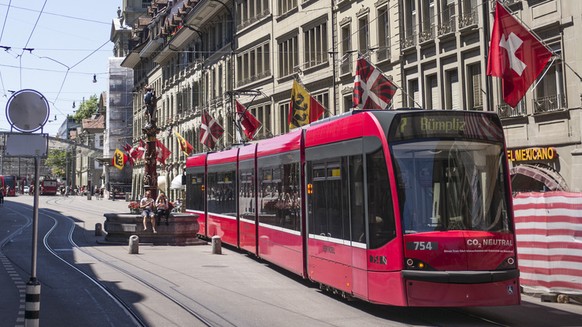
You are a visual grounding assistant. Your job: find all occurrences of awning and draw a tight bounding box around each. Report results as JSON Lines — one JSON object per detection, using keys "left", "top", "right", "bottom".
{"left": 510, "top": 164, "right": 568, "bottom": 191}
{"left": 170, "top": 174, "right": 185, "bottom": 190}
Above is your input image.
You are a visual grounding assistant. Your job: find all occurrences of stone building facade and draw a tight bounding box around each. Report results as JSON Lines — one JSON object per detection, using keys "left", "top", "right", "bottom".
{"left": 119, "top": 0, "right": 582, "bottom": 198}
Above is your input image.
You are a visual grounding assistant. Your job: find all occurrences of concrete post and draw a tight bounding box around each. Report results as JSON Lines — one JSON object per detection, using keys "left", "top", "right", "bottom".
{"left": 129, "top": 235, "right": 139, "bottom": 254}
{"left": 211, "top": 235, "right": 222, "bottom": 254}
{"left": 95, "top": 223, "right": 102, "bottom": 236}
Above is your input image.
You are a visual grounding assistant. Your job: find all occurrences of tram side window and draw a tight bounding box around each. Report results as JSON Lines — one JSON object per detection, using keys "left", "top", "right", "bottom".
{"left": 367, "top": 149, "right": 396, "bottom": 249}
{"left": 207, "top": 170, "right": 236, "bottom": 216}
{"left": 258, "top": 162, "right": 300, "bottom": 231}
{"left": 239, "top": 168, "right": 255, "bottom": 219}
{"left": 186, "top": 172, "right": 205, "bottom": 211}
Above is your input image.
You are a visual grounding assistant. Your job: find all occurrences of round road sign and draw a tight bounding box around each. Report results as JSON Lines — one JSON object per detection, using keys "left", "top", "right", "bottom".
{"left": 5, "top": 89, "right": 50, "bottom": 133}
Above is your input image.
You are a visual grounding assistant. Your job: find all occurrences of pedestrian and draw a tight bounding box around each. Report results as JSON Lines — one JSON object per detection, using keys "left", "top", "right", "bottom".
{"left": 140, "top": 191, "right": 157, "bottom": 233}
{"left": 0, "top": 188, "right": 4, "bottom": 206}
{"left": 155, "top": 192, "right": 170, "bottom": 226}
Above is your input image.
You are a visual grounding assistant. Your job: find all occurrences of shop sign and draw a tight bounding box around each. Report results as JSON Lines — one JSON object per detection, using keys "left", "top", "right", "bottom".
{"left": 507, "top": 147, "right": 557, "bottom": 162}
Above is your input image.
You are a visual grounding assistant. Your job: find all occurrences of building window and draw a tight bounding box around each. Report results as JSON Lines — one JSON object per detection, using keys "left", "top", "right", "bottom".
{"left": 340, "top": 25, "right": 352, "bottom": 75}
{"left": 279, "top": 35, "right": 298, "bottom": 77}
{"left": 358, "top": 16, "right": 369, "bottom": 54}
{"left": 439, "top": 0, "right": 456, "bottom": 36}
{"left": 279, "top": 0, "right": 297, "bottom": 15}
{"left": 426, "top": 74, "right": 439, "bottom": 109}
{"left": 377, "top": 6, "right": 390, "bottom": 61}
{"left": 534, "top": 58, "right": 564, "bottom": 113}
{"left": 251, "top": 103, "right": 271, "bottom": 139}
{"left": 445, "top": 69, "right": 460, "bottom": 110}
{"left": 238, "top": 0, "right": 271, "bottom": 28}
{"left": 407, "top": 79, "right": 419, "bottom": 108}
{"left": 237, "top": 42, "right": 271, "bottom": 87}
{"left": 343, "top": 94, "right": 352, "bottom": 113}
{"left": 279, "top": 102, "right": 290, "bottom": 135}
{"left": 313, "top": 92, "right": 330, "bottom": 117}
{"left": 304, "top": 22, "right": 328, "bottom": 69}
{"left": 467, "top": 64, "right": 483, "bottom": 110}
{"left": 420, "top": 0, "right": 435, "bottom": 42}
{"left": 460, "top": 0, "right": 478, "bottom": 28}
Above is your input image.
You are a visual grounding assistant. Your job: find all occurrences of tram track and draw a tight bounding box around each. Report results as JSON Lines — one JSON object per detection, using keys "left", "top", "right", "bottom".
{"left": 40, "top": 206, "right": 220, "bottom": 326}
{"left": 3, "top": 198, "right": 221, "bottom": 326}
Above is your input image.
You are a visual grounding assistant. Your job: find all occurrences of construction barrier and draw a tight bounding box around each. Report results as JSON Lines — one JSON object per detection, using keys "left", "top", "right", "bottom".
{"left": 513, "top": 191, "right": 582, "bottom": 295}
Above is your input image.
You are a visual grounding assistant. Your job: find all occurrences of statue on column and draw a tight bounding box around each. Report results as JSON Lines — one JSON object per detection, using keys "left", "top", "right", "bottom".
{"left": 142, "top": 85, "right": 159, "bottom": 199}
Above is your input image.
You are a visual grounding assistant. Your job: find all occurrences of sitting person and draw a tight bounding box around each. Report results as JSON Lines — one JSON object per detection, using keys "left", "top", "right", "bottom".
{"left": 155, "top": 192, "right": 170, "bottom": 226}
{"left": 140, "top": 191, "right": 157, "bottom": 233}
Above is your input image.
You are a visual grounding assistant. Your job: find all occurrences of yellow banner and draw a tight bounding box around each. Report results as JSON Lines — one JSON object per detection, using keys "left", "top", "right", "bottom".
{"left": 289, "top": 80, "right": 311, "bottom": 129}
{"left": 113, "top": 148, "right": 126, "bottom": 170}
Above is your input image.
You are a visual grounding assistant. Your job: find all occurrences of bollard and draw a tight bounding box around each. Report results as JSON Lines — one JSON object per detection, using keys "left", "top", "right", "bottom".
{"left": 95, "top": 223, "right": 102, "bottom": 236}
{"left": 129, "top": 235, "right": 139, "bottom": 254}
{"left": 211, "top": 235, "right": 222, "bottom": 255}
{"left": 25, "top": 278, "right": 41, "bottom": 327}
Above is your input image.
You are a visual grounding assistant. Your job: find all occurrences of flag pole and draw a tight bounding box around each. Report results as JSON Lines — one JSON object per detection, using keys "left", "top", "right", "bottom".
{"left": 483, "top": 0, "right": 494, "bottom": 110}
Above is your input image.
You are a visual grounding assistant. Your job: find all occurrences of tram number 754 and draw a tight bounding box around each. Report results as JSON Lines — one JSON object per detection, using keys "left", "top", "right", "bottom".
{"left": 406, "top": 241, "right": 438, "bottom": 251}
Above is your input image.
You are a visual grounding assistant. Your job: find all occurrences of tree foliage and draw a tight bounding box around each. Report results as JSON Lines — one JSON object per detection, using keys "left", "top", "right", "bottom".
{"left": 72, "top": 95, "right": 99, "bottom": 123}
{"left": 46, "top": 149, "right": 67, "bottom": 178}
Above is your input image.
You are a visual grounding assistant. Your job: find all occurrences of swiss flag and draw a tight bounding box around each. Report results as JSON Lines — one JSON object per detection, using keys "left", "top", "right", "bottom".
{"left": 487, "top": 2, "right": 552, "bottom": 107}
{"left": 236, "top": 100, "right": 262, "bottom": 140}
{"left": 155, "top": 139, "right": 171, "bottom": 164}
{"left": 200, "top": 110, "right": 224, "bottom": 149}
{"left": 353, "top": 57, "right": 397, "bottom": 109}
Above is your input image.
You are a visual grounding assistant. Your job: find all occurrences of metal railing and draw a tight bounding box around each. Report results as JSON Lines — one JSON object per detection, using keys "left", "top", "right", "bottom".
{"left": 419, "top": 25, "right": 435, "bottom": 43}
{"left": 533, "top": 95, "right": 565, "bottom": 114}
{"left": 498, "top": 104, "right": 525, "bottom": 118}
{"left": 401, "top": 31, "right": 417, "bottom": 49}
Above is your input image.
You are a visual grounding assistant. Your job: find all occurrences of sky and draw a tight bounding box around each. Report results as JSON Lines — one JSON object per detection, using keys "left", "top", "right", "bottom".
{"left": 0, "top": 1, "right": 121, "bottom": 136}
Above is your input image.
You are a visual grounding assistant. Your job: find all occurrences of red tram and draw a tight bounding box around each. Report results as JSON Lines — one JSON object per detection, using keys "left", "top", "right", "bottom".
{"left": 185, "top": 109, "right": 520, "bottom": 307}
{"left": 39, "top": 179, "right": 58, "bottom": 195}
{"left": 0, "top": 175, "right": 17, "bottom": 196}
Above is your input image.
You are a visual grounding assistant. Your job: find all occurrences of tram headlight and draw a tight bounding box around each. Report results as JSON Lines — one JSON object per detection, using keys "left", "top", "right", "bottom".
{"left": 405, "top": 258, "right": 433, "bottom": 270}
{"left": 496, "top": 256, "right": 517, "bottom": 270}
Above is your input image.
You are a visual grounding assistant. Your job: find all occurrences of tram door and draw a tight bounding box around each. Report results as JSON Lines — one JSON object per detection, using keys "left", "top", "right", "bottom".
{"left": 307, "top": 160, "right": 354, "bottom": 294}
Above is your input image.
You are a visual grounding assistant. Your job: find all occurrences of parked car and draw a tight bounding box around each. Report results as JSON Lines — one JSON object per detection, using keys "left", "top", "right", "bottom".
{"left": 23, "top": 186, "right": 30, "bottom": 194}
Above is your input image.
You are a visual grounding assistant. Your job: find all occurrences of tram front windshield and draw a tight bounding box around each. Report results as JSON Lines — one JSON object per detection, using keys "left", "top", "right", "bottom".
{"left": 392, "top": 140, "right": 511, "bottom": 234}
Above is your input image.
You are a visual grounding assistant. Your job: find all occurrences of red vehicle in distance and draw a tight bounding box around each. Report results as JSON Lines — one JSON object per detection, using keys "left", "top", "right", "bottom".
{"left": 39, "top": 178, "right": 58, "bottom": 195}
{"left": 0, "top": 175, "right": 17, "bottom": 196}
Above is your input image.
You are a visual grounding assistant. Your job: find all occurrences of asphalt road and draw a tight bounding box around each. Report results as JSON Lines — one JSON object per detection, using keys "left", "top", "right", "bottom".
{"left": 1, "top": 195, "right": 581, "bottom": 327}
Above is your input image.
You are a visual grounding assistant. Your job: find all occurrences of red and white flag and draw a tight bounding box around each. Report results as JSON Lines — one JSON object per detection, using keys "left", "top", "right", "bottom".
{"left": 156, "top": 139, "right": 171, "bottom": 164}
{"left": 236, "top": 100, "right": 262, "bottom": 140}
{"left": 122, "top": 144, "right": 135, "bottom": 166}
{"left": 487, "top": 1, "right": 552, "bottom": 107}
{"left": 123, "top": 142, "right": 145, "bottom": 166}
{"left": 200, "top": 110, "right": 224, "bottom": 149}
{"left": 353, "top": 57, "right": 397, "bottom": 109}
{"left": 138, "top": 139, "right": 146, "bottom": 159}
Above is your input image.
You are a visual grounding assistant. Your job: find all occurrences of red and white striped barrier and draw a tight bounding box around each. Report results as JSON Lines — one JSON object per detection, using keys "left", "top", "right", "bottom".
{"left": 513, "top": 192, "right": 582, "bottom": 294}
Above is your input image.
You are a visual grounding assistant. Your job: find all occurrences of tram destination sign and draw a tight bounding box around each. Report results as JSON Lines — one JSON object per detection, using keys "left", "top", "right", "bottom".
{"left": 390, "top": 112, "right": 504, "bottom": 142}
